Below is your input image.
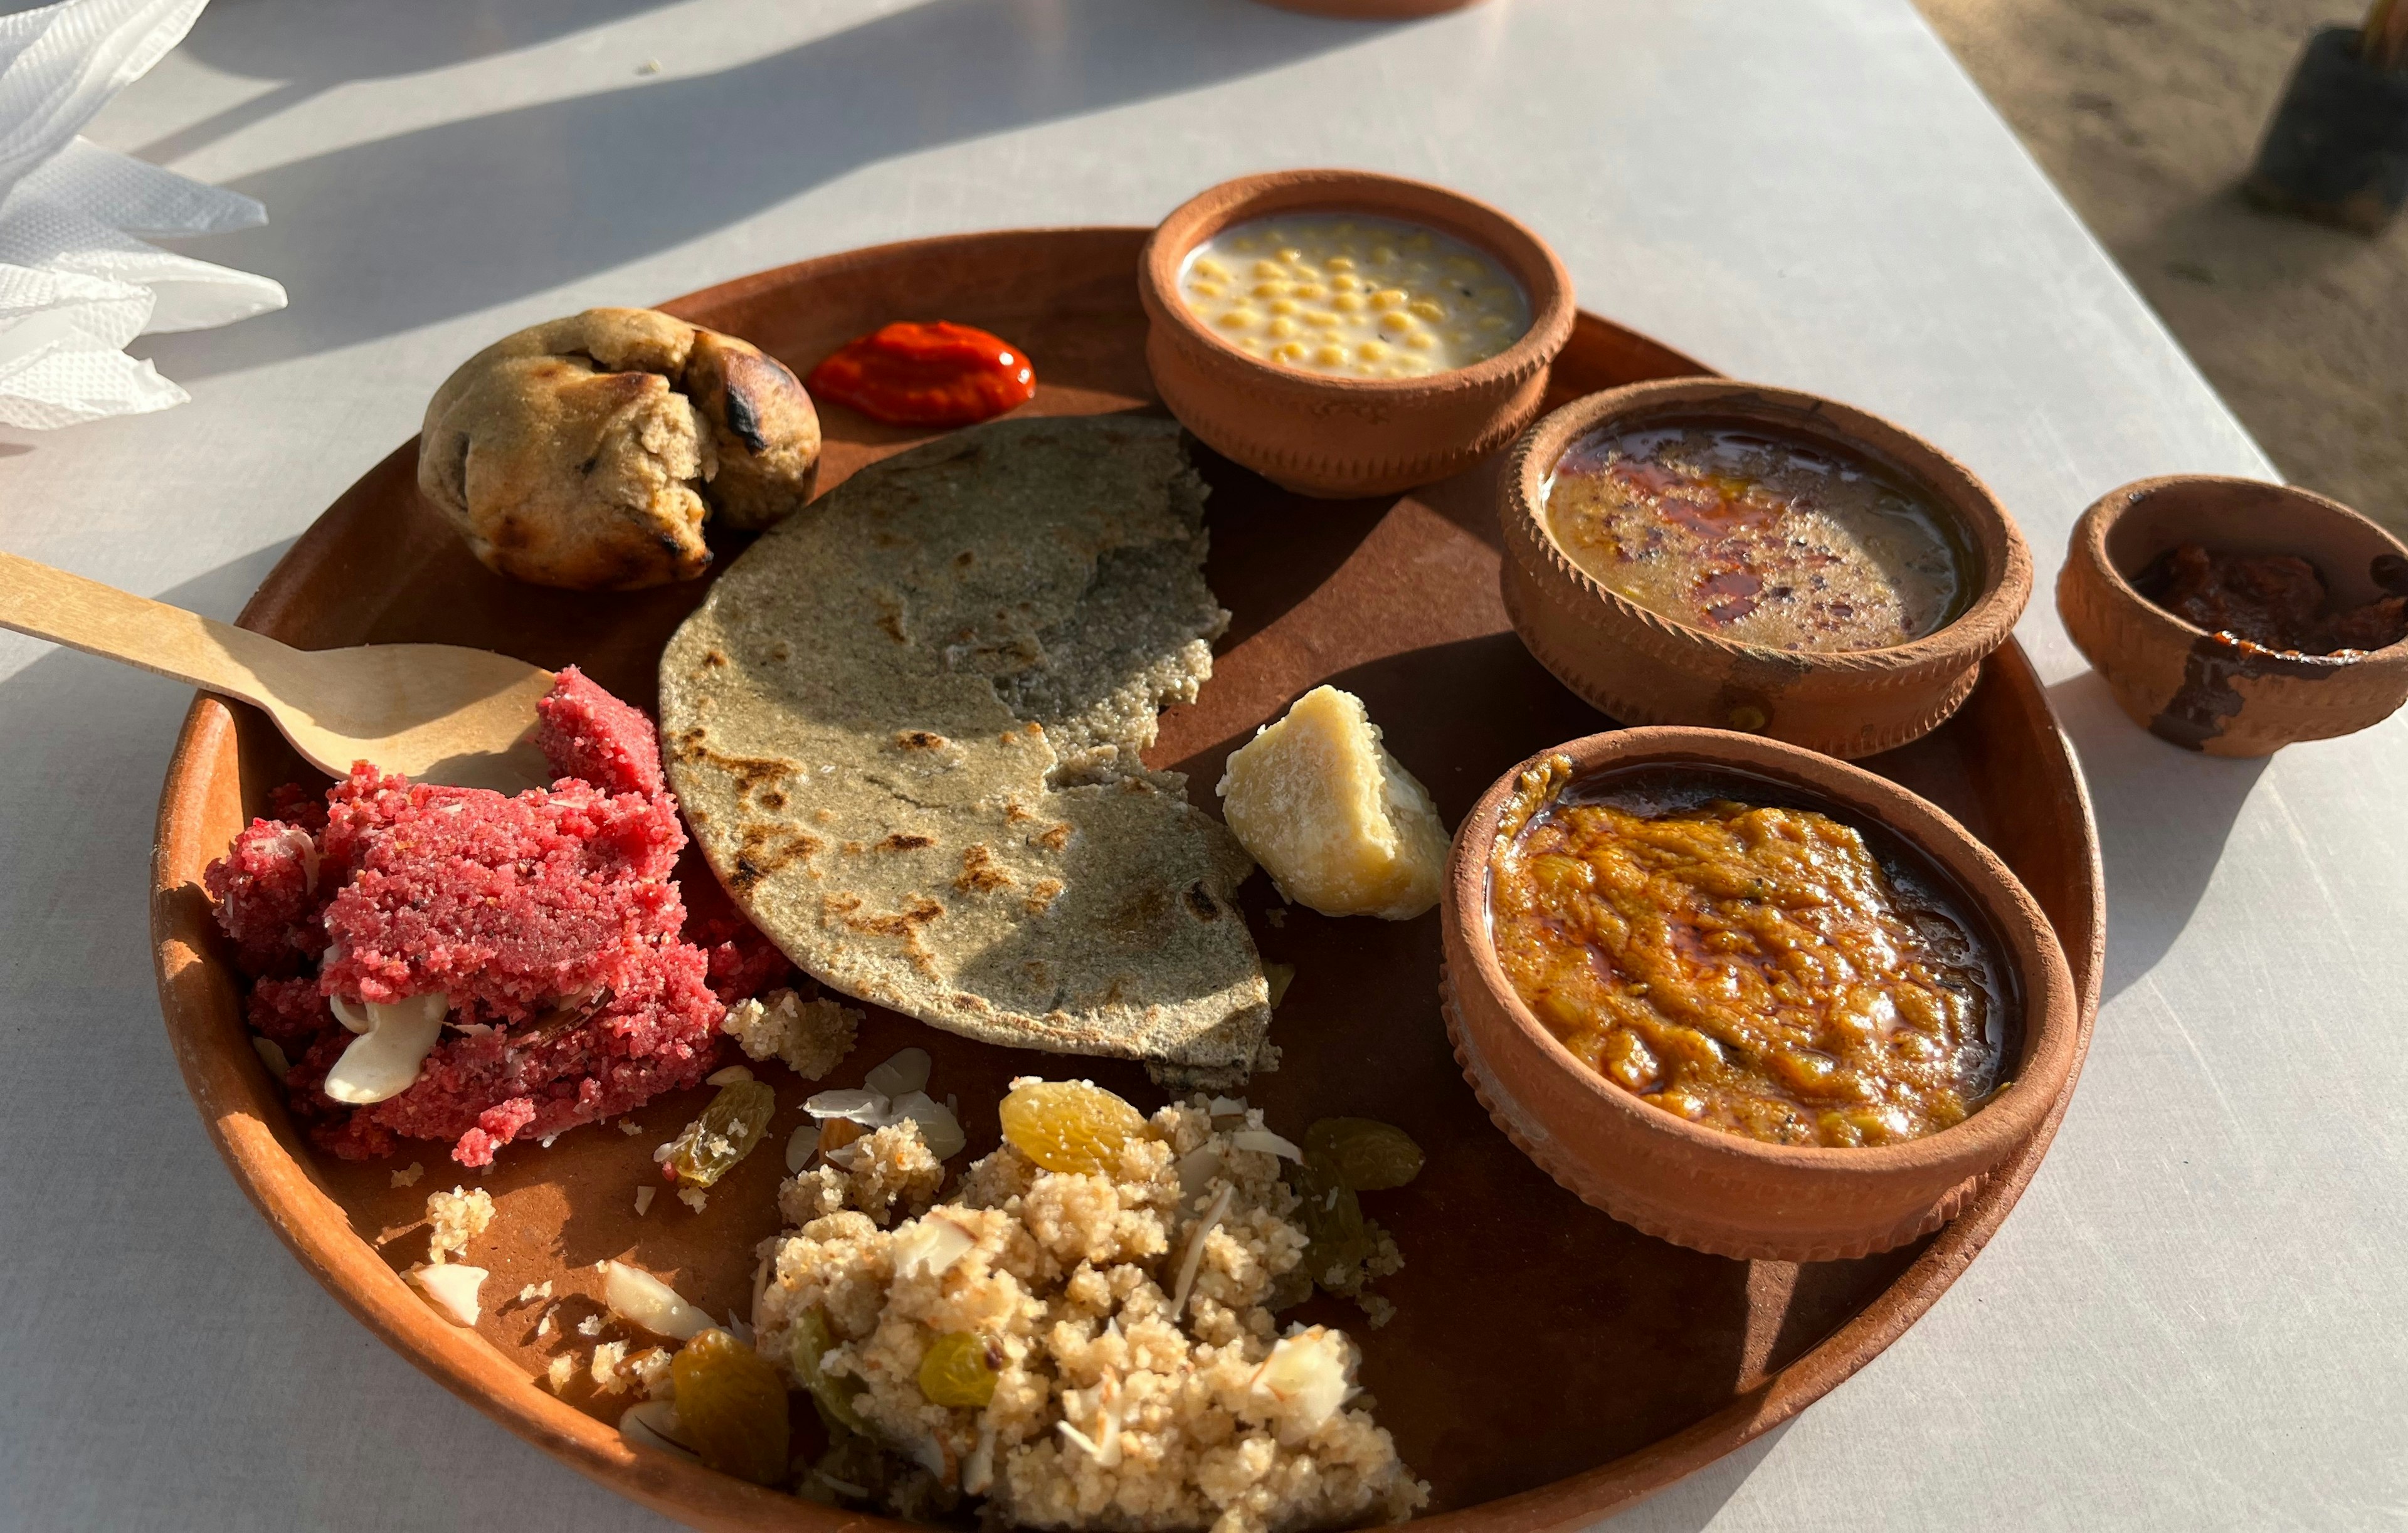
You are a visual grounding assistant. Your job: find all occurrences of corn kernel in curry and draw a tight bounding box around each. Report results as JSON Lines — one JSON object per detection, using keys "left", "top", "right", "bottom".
{"left": 1489, "top": 762, "right": 2009, "bottom": 1147}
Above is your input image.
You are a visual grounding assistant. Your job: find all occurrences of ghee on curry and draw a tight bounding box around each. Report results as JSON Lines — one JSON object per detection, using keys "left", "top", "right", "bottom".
{"left": 1488, "top": 759, "right": 2009, "bottom": 1148}
{"left": 1543, "top": 421, "right": 1970, "bottom": 652}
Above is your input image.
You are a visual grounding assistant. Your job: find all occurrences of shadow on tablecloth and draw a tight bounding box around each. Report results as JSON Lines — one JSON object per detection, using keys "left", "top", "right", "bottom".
{"left": 139, "top": 0, "right": 1387, "bottom": 383}
{"left": 2047, "top": 671, "right": 2268, "bottom": 1004}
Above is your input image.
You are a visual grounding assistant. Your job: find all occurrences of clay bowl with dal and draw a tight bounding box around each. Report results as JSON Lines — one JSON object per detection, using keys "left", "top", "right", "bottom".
{"left": 1499, "top": 379, "right": 2034, "bottom": 759}
{"left": 1439, "top": 726, "right": 2080, "bottom": 1263}
{"left": 2056, "top": 474, "right": 2408, "bottom": 756}
{"left": 1138, "top": 167, "right": 1574, "bottom": 498}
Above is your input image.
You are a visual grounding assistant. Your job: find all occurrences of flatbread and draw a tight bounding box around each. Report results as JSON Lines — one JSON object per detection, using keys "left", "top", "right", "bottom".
{"left": 659, "top": 416, "right": 1270, "bottom": 1076}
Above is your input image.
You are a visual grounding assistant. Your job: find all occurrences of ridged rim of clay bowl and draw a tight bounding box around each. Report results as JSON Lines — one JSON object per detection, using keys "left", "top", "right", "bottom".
{"left": 1498, "top": 379, "right": 2035, "bottom": 757}
{"left": 1439, "top": 725, "right": 2080, "bottom": 1262}
{"left": 1249, "top": 0, "right": 1489, "bottom": 15}
{"left": 2056, "top": 473, "right": 2408, "bottom": 756}
{"left": 1138, "top": 167, "right": 1576, "bottom": 497}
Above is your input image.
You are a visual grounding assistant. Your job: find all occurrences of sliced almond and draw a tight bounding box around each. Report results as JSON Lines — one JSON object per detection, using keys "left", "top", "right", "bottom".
{"left": 408, "top": 1262, "right": 487, "bottom": 1326}
{"left": 1231, "top": 1127, "right": 1304, "bottom": 1161}
{"left": 324, "top": 994, "right": 449, "bottom": 1104}
{"left": 803, "top": 1088, "right": 889, "bottom": 1124}
{"left": 887, "top": 1090, "right": 966, "bottom": 1160}
{"left": 1175, "top": 1146, "right": 1223, "bottom": 1201}
{"left": 619, "top": 1399, "right": 698, "bottom": 1461}
{"left": 863, "top": 1046, "right": 932, "bottom": 1100}
{"left": 603, "top": 1260, "right": 712, "bottom": 1341}
{"left": 892, "top": 1211, "right": 978, "bottom": 1280}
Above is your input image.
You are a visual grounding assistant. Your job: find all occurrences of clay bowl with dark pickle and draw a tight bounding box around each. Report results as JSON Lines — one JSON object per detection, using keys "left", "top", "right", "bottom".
{"left": 1137, "top": 167, "right": 1575, "bottom": 498}
{"left": 2057, "top": 474, "right": 2408, "bottom": 756}
{"left": 1498, "top": 379, "right": 2034, "bottom": 759}
{"left": 1439, "top": 726, "right": 2081, "bottom": 1263}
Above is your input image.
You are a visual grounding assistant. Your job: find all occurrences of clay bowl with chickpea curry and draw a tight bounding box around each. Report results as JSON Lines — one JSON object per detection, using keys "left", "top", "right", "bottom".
{"left": 1500, "top": 379, "right": 2034, "bottom": 758}
{"left": 1440, "top": 726, "right": 2079, "bottom": 1262}
{"left": 1138, "top": 167, "right": 1575, "bottom": 497}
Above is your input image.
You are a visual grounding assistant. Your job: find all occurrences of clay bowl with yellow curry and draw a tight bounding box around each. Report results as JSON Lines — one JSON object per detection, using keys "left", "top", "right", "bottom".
{"left": 1439, "top": 727, "right": 2079, "bottom": 1262}
{"left": 1500, "top": 379, "right": 2034, "bottom": 757}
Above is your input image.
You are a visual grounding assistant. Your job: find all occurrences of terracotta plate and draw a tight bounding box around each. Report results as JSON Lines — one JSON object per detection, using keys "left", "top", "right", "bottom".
{"left": 149, "top": 228, "right": 2103, "bottom": 1532}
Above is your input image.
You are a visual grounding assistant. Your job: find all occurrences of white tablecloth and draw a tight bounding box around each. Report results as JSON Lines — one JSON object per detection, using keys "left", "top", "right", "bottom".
{"left": 4, "top": 2, "right": 2395, "bottom": 1529}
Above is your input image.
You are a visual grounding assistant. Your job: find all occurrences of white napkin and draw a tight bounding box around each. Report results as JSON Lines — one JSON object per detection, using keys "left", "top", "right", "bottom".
{"left": 0, "top": 0, "right": 286, "bottom": 429}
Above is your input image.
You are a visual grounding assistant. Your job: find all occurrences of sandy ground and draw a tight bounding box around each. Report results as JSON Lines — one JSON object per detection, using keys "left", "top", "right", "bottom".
{"left": 1916, "top": 0, "right": 2407, "bottom": 534}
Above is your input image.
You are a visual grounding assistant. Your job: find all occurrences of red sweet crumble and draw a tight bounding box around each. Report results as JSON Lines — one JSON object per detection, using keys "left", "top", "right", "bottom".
{"left": 535, "top": 665, "right": 667, "bottom": 796}
{"left": 205, "top": 669, "right": 791, "bottom": 1168}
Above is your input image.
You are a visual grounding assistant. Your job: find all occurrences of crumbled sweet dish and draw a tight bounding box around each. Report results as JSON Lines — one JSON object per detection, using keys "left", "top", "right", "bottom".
{"left": 425, "top": 1185, "right": 494, "bottom": 1263}
{"left": 724, "top": 988, "right": 860, "bottom": 1082}
{"left": 205, "top": 667, "right": 793, "bottom": 1167}
{"left": 754, "top": 1088, "right": 1427, "bottom": 1531}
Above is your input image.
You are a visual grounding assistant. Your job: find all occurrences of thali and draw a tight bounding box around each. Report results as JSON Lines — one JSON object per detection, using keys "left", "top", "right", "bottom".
{"left": 150, "top": 226, "right": 2103, "bottom": 1532}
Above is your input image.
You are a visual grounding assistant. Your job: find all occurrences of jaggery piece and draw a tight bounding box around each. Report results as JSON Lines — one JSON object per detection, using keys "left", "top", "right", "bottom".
{"left": 1217, "top": 685, "right": 1448, "bottom": 920}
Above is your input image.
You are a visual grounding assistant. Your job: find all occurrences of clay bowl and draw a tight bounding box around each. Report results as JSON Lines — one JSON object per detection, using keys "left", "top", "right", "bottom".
{"left": 1439, "top": 726, "right": 2081, "bottom": 1262}
{"left": 1250, "top": 0, "right": 1487, "bottom": 14}
{"left": 1498, "top": 380, "right": 2034, "bottom": 758}
{"left": 1138, "top": 168, "right": 1575, "bottom": 497}
{"left": 2056, "top": 474, "right": 2408, "bottom": 756}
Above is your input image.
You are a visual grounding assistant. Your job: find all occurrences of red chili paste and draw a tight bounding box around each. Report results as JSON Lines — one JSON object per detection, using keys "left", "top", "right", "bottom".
{"left": 805, "top": 321, "right": 1036, "bottom": 426}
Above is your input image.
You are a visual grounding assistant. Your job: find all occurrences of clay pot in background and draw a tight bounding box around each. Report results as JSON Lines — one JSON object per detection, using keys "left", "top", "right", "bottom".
{"left": 2057, "top": 474, "right": 2408, "bottom": 756}
{"left": 1251, "top": 0, "right": 1487, "bottom": 14}
{"left": 2244, "top": 26, "right": 2408, "bottom": 233}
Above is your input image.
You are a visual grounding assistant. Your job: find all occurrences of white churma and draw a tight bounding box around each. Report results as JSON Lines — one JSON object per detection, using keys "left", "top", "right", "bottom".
{"left": 1178, "top": 213, "right": 1531, "bottom": 379}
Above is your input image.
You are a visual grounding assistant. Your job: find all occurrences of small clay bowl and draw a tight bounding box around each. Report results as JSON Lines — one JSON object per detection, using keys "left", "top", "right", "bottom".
{"left": 1498, "top": 380, "right": 2034, "bottom": 757}
{"left": 2056, "top": 475, "right": 2408, "bottom": 756}
{"left": 1439, "top": 727, "right": 2081, "bottom": 1262}
{"left": 1138, "top": 168, "right": 1575, "bottom": 498}
{"left": 1250, "top": 0, "right": 1487, "bottom": 14}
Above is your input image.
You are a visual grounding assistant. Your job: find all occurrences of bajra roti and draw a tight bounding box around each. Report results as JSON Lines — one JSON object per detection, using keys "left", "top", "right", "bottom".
{"left": 659, "top": 415, "right": 1270, "bottom": 1077}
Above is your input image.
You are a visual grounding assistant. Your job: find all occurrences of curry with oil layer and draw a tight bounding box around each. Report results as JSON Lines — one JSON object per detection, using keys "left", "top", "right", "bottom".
{"left": 1544, "top": 421, "right": 1969, "bottom": 652}
{"left": 1489, "top": 763, "right": 2009, "bottom": 1147}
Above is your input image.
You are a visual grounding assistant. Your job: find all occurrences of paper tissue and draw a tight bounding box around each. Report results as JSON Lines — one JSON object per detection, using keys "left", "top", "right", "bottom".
{"left": 0, "top": 0, "right": 286, "bottom": 429}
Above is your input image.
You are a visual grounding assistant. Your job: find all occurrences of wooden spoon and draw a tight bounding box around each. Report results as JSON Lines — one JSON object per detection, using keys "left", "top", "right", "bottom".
{"left": 0, "top": 550, "right": 554, "bottom": 791}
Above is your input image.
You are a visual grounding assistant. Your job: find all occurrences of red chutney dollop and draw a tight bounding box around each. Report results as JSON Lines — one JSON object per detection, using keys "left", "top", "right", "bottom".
{"left": 805, "top": 320, "right": 1036, "bottom": 426}
{"left": 204, "top": 666, "right": 792, "bottom": 1167}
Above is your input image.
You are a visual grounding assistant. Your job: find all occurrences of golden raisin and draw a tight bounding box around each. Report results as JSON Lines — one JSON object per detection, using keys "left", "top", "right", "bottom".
{"left": 917, "top": 1330, "right": 999, "bottom": 1408}
{"left": 670, "top": 1328, "right": 789, "bottom": 1486}
{"left": 998, "top": 1080, "right": 1146, "bottom": 1174}
{"left": 668, "top": 1080, "right": 777, "bottom": 1189}
{"left": 1290, "top": 1156, "right": 1371, "bottom": 1288}
{"left": 789, "top": 1306, "right": 867, "bottom": 1435}
{"left": 1304, "top": 1118, "right": 1425, "bottom": 1191}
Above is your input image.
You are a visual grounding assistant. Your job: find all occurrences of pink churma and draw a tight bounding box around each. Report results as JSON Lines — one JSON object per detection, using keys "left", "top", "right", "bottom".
{"left": 203, "top": 666, "right": 788, "bottom": 1167}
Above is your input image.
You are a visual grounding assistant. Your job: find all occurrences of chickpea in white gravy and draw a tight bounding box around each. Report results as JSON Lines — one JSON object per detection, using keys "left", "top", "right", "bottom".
{"left": 1179, "top": 214, "right": 1531, "bottom": 379}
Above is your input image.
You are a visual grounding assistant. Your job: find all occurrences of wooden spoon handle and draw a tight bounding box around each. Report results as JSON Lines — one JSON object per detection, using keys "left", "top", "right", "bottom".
{"left": 0, "top": 549, "right": 297, "bottom": 712}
